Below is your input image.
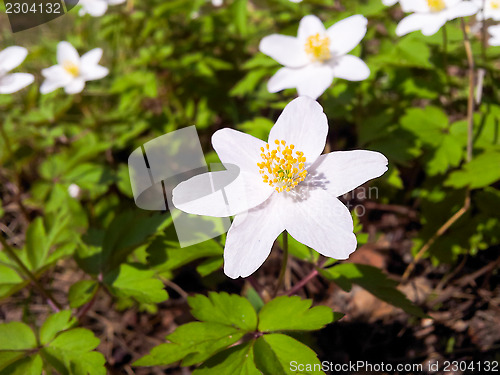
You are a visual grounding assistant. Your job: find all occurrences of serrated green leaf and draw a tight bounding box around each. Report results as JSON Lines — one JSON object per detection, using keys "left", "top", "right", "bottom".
{"left": 445, "top": 151, "right": 500, "bottom": 189}
{"left": 40, "top": 311, "right": 76, "bottom": 346}
{"left": 193, "top": 342, "right": 260, "bottom": 375}
{"left": 43, "top": 328, "right": 106, "bottom": 375}
{"left": 322, "top": 263, "right": 427, "bottom": 318}
{"left": 104, "top": 264, "right": 168, "bottom": 304}
{"left": 0, "top": 322, "right": 37, "bottom": 350}
{"left": 254, "top": 334, "right": 324, "bottom": 375}
{"left": 25, "top": 218, "right": 48, "bottom": 271}
{"left": 134, "top": 322, "right": 243, "bottom": 367}
{"left": 0, "top": 354, "right": 42, "bottom": 375}
{"left": 400, "top": 106, "right": 448, "bottom": 147}
{"left": 196, "top": 256, "right": 223, "bottom": 276}
{"left": 258, "top": 296, "right": 334, "bottom": 332}
{"left": 188, "top": 292, "right": 257, "bottom": 332}
{"left": 68, "top": 280, "right": 99, "bottom": 309}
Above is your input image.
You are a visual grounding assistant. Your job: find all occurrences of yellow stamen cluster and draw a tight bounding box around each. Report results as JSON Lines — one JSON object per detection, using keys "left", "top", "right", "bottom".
{"left": 491, "top": 0, "right": 500, "bottom": 9}
{"left": 427, "top": 0, "right": 446, "bottom": 12}
{"left": 257, "top": 140, "right": 308, "bottom": 193}
{"left": 304, "top": 33, "right": 331, "bottom": 62}
{"left": 63, "top": 60, "right": 80, "bottom": 77}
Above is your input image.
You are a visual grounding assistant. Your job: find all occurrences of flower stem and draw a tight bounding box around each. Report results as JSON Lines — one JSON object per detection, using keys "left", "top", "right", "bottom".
{"left": 0, "top": 235, "right": 62, "bottom": 311}
{"left": 273, "top": 231, "right": 289, "bottom": 297}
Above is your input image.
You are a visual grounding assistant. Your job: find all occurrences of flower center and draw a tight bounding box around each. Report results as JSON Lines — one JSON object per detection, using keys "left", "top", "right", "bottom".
{"left": 427, "top": 0, "right": 445, "bottom": 12}
{"left": 63, "top": 60, "right": 80, "bottom": 77}
{"left": 257, "top": 140, "right": 308, "bottom": 193}
{"left": 491, "top": 0, "right": 500, "bottom": 9}
{"left": 304, "top": 33, "right": 331, "bottom": 62}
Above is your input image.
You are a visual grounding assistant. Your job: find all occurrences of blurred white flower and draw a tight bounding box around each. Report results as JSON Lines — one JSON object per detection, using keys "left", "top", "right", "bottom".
{"left": 473, "top": 0, "right": 500, "bottom": 20}
{"left": 172, "top": 97, "right": 388, "bottom": 279}
{"left": 68, "top": 184, "right": 81, "bottom": 198}
{"left": 383, "top": 0, "right": 399, "bottom": 6}
{"left": 396, "top": 0, "right": 479, "bottom": 36}
{"left": 259, "top": 15, "right": 370, "bottom": 100}
{"left": 40, "top": 42, "right": 109, "bottom": 95}
{"left": 0, "top": 46, "right": 34, "bottom": 94}
{"left": 211, "top": 0, "right": 223, "bottom": 6}
{"left": 488, "top": 24, "right": 500, "bottom": 44}
{"left": 289, "top": 0, "right": 303, "bottom": 3}
{"left": 78, "top": 0, "right": 125, "bottom": 17}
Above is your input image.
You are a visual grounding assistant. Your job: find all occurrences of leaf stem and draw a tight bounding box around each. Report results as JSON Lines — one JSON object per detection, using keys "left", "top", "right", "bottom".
{"left": 0, "top": 235, "right": 62, "bottom": 311}
{"left": 273, "top": 231, "right": 289, "bottom": 297}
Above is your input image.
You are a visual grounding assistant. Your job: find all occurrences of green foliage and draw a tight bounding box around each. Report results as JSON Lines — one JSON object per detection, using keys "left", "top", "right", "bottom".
{"left": 134, "top": 292, "right": 340, "bottom": 372}
{"left": 0, "top": 312, "right": 105, "bottom": 375}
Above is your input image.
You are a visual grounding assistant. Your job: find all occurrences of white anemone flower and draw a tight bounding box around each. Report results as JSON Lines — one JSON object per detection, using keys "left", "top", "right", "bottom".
{"left": 396, "top": 0, "right": 479, "bottom": 36}
{"left": 383, "top": 0, "right": 399, "bottom": 6}
{"left": 172, "top": 97, "right": 388, "bottom": 279}
{"left": 473, "top": 0, "right": 500, "bottom": 20}
{"left": 40, "top": 42, "right": 109, "bottom": 95}
{"left": 488, "top": 24, "right": 500, "bottom": 44}
{"left": 0, "top": 47, "right": 34, "bottom": 94}
{"left": 259, "top": 15, "right": 370, "bottom": 100}
{"left": 78, "top": 0, "right": 125, "bottom": 17}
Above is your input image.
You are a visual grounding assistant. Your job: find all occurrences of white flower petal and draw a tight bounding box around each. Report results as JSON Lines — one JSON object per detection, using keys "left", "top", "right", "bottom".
{"left": 81, "top": 0, "right": 108, "bottom": 16}
{"left": 57, "top": 42, "right": 80, "bottom": 65}
{"left": 489, "top": 24, "right": 500, "bottom": 45}
{"left": 307, "top": 150, "right": 388, "bottom": 197}
{"left": 399, "top": 0, "right": 430, "bottom": 13}
{"left": 327, "top": 15, "right": 368, "bottom": 56}
{"left": 296, "top": 65, "right": 334, "bottom": 99}
{"left": 420, "top": 13, "right": 448, "bottom": 36}
{"left": 212, "top": 128, "right": 267, "bottom": 175}
{"left": 268, "top": 65, "right": 334, "bottom": 99}
{"left": 108, "top": 0, "right": 125, "bottom": 4}
{"left": 64, "top": 78, "right": 86, "bottom": 94}
{"left": 281, "top": 188, "right": 357, "bottom": 259}
{"left": 81, "top": 65, "right": 109, "bottom": 81}
{"left": 331, "top": 55, "right": 370, "bottom": 81}
{"left": 0, "top": 73, "right": 34, "bottom": 94}
{"left": 224, "top": 194, "right": 284, "bottom": 278}
{"left": 396, "top": 13, "right": 432, "bottom": 36}
{"left": 268, "top": 96, "right": 328, "bottom": 165}
{"left": 259, "top": 35, "right": 309, "bottom": 68}
{"left": 297, "top": 15, "right": 326, "bottom": 43}
{"left": 443, "top": 2, "right": 479, "bottom": 20}
{"left": 80, "top": 48, "right": 103, "bottom": 66}
{"left": 267, "top": 67, "right": 301, "bottom": 93}
{"left": 172, "top": 169, "right": 274, "bottom": 217}
{"left": 382, "top": 0, "right": 398, "bottom": 6}
{"left": 0, "top": 46, "right": 28, "bottom": 73}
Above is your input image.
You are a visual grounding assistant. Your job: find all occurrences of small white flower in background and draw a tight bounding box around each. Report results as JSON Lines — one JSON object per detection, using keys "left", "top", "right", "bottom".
{"left": 78, "top": 0, "right": 125, "bottom": 17}
{"left": 396, "top": 0, "right": 479, "bottom": 37}
{"left": 0, "top": 46, "right": 34, "bottom": 94}
{"left": 40, "top": 41, "right": 109, "bottom": 95}
{"left": 172, "top": 97, "right": 388, "bottom": 279}
{"left": 68, "top": 184, "right": 81, "bottom": 198}
{"left": 488, "top": 24, "right": 500, "bottom": 44}
{"left": 473, "top": 0, "right": 500, "bottom": 20}
{"left": 289, "top": 0, "right": 303, "bottom": 3}
{"left": 259, "top": 15, "right": 370, "bottom": 100}
{"left": 383, "top": 0, "right": 399, "bottom": 6}
{"left": 211, "top": 0, "right": 223, "bottom": 6}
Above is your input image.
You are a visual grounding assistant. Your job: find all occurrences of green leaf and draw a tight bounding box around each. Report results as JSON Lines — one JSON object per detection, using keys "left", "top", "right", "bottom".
{"left": 68, "top": 280, "right": 99, "bottom": 309}
{"left": 400, "top": 106, "right": 448, "bottom": 147}
{"left": 321, "top": 263, "right": 427, "bottom": 318}
{"left": 0, "top": 354, "right": 42, "bottom": 375}
{"left": 188, "top": 292, "right": 257, "bottom": 332}
{"left": 254, "top": 334, "right": 324, "bottom": 375}
{"left": 25, "top": 217, "right": 48, "bottom": 271}
{"left": 0, "top": 264, "right": 24, "bottom": 297}
{"left": 40, "top": 311, "right": 76, "bottom": 345}
{"left": 445, "top": 151, "right": 500, "bottom": 189}
{"left": 193, "top": 342, "right": 260, "bottom": 375}
{"left": 0, "top": 322, "right": 37, "bottom": 350}
{"left": 43, "top": 328, "right": 106, "bottom": 375}
{"left": 133, "top": 322, "right": 243, "bottom": 367}
{"left": 104, "top": 263, "right": 168, "bottom": 304}
{"left": 196, "top": 256, "right": 223, "bottom": 277}
{"left": 258, "top": 296, "right": 335, "bottom": 332}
